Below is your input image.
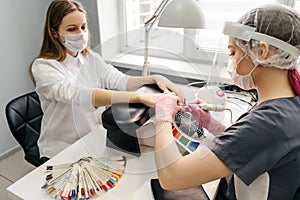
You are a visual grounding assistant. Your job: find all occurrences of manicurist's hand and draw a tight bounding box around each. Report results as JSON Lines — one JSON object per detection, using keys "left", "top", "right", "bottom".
{"left": 154, "top": 91, "right": 184, "bottom": 124}
{"left": 188, "top": 98, "right": 223, "bottom": 134}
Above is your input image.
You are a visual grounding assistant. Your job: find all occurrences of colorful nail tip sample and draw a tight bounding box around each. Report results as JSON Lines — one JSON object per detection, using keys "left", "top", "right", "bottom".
{"left": 41, "top": 156, "right": 126, "bottom": 199}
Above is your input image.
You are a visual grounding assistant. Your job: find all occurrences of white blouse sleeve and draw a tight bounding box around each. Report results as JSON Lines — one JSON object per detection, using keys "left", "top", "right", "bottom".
{"left": 32, "top": 58, "right": 95, "bottom": 112}
{"left": 93, "top": 53, "right": 130, "bottom": 91}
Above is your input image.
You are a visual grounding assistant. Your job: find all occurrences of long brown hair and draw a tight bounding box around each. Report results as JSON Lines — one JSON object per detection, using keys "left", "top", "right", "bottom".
{"left": 29, "top": 0, "right": 91, "bottom": 84}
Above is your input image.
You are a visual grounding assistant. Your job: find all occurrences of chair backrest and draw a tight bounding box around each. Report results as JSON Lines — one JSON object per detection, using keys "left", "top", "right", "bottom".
{"left": 5, "top": 91, "right": 46, "bottom": 167}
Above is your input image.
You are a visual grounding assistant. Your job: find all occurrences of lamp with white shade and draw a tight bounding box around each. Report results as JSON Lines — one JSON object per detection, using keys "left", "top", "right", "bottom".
{"left": 142, "top": 0, "right": 206, "bottom": 76}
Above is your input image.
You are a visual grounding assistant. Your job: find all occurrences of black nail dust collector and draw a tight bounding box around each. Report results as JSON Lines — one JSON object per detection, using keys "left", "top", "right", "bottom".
{"left": 101, "top": 85, "right": 161, "bottom": 157}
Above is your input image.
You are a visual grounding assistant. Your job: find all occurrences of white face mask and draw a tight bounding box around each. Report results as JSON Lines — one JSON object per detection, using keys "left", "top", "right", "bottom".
{"left": 227, "top": 55, "right": 258, "bottom": 90}
{"left": 60, "top": 31, "right": 88, "bottom": 53}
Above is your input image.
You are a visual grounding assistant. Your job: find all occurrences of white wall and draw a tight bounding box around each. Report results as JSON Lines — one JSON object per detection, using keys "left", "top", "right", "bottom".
{"left": 98, "top": 0, "right": 122, "bottom": 57}
{"left": 0, "top": 0, "right": 101, "bottom": 157}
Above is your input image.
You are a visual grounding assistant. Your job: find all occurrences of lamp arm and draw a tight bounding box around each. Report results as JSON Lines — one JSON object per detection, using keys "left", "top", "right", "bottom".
{"left": 143, "top": 27, "right": 150, "bottom": 76}
{"left": 144, "top": 0, "right": 170, "bottom": 29}
{"left": 143, "top": 0, "right": 170, "bottom": 76}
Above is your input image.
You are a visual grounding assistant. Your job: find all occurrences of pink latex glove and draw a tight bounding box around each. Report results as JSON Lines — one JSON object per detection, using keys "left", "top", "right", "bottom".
{"left": 188, "top": 98, "right": 222, "bottom": 133}
{"left": 155, "top": 92, "right": 184, "bottom": 124}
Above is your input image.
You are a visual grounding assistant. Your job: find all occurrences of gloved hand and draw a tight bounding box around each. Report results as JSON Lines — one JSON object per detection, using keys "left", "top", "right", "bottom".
{"left": 155, "top": 92, "right": 184, "bottom": 124}
{"left": 188, "top": 98, "right": 222, "bottom": 133}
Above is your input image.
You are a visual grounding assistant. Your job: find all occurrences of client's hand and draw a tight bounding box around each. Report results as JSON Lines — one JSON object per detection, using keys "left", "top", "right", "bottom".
{"left": 139, "top": 93, "right": 162, "bottom": 107}
{"left": 188, "top": 98, "right": 222, "bottom": 134}
{"left": 155, "top": 92, "right": 184, "bottom": 124}
{"left": 152, "top": 75, "right": 185, "bottom": 104}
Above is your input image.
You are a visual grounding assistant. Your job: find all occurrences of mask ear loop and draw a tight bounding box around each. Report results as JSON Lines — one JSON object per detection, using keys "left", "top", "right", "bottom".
{"left": 235, "top": 54, "right": 258, "bottom": 76}
{"left": 57, "top": 31, "right": 66, "bottom": 38}
{"left": 236, "top": 54, "right": 247, "bottom": 65}
{"left": 234, "top": 54, "right": 248, "bottom": 74}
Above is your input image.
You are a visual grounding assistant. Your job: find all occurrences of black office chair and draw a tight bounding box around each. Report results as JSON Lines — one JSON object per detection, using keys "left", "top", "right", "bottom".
{"left": 5, "top": 91, "right": 48, "bottom": 167}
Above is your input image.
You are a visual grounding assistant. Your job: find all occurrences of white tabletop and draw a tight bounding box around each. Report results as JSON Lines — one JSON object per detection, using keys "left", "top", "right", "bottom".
{"left": 7, "top": 87, "right": 250, "bottom": 200}
{"left": 7, "top": 125, "right": 220, "bottom": 200}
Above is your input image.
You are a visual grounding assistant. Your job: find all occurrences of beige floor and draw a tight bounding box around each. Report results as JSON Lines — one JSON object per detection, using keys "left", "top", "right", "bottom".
{"left": 0, "top": 149, "right": 35, "bottom": 200}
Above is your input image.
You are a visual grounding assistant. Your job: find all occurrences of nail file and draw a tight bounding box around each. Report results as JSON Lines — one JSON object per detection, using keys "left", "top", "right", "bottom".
{"left": 193, "top": 103, "right": 227, "bottom": 111}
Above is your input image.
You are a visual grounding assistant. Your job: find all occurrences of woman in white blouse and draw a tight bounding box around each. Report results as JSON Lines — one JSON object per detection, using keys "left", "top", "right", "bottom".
{"left": 29, "top": 0, "right": 183, "bottom": 159}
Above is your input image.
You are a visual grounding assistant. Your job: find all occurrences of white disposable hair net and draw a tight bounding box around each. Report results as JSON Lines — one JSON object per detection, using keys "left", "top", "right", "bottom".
{"left": 223, "top": 4, "right": 300, "bottom": 70}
